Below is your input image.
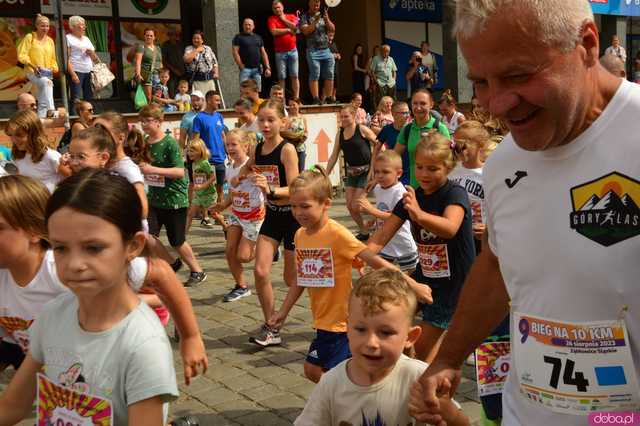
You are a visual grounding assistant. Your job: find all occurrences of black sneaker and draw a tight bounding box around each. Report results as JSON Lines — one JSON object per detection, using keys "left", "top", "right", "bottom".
{"left": 273, "top": 246, "right": 281, "bottom": 262}
{"left": 171, "top": 258, "right": 183, "bottom": 272}
{"left": 200, "top": 218, "right": 214, "bottom": 228}
{"left": 223, "top": 286, "right": 251, "bottom": 302}
{"left": 356, "top": 232, "right": 370, "bottom": 241}
{"left": 312, "top": 97, "right": 322, "bottom": 105}
{"left": 171, "top": 415, "right": 199, "bottom": 426}
{"left": 184, "top": 271, "right": 207, "bottom": 287}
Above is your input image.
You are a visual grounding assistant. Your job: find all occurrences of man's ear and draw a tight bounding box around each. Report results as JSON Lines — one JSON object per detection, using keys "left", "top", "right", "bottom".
{"left": 580, "top": 20, "right": 600, "bottom": 67}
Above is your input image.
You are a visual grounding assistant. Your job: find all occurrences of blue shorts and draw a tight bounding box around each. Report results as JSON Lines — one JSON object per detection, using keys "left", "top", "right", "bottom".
{"left": 306, "top": 48, "right": 335, "bottom": 81}
{"left": 420, "top": 293, "right": 455, "bottom": 330}
{"left": 275, "top": 49, "right": 299, "bottom": 80}
{"left": 305, "top": 330, "right": 351, "bottom": 370}
{"left": 239, "top": 67, "right": 262, "bottom": 91}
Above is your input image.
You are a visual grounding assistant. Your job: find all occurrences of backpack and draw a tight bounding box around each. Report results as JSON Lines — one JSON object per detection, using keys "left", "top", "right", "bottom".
{"left": 402, "top": 114, "right": 442, "bottom": 143}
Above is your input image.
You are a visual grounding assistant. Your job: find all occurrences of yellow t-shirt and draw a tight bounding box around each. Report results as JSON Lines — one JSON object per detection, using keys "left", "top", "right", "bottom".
{"left": 252, "top": 98, "right": 265, "bottom": 115}
{"left": 17, "top": 33, "right": 58, "bottom": 72}
{"left": 294, "top": 219, "right": 366, "bottom": 332}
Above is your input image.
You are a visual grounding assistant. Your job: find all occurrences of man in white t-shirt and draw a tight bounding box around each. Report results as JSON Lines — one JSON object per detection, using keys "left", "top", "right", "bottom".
{"left": 412, "top": 1, "right": 640, "bottom": 425}
{"left": 605, "top": 35, "right": 627, "bottom": 64}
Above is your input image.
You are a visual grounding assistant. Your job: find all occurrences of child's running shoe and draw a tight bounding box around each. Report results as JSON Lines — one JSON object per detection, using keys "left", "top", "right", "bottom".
{"left": 249, "top": 324, "right": 281, "bottom": 347}
{"left": 223, "top": 286, "right": 251, "bottom": 302}
{"left": 200, "top": 218, "right": 214, "bottom": 228}
{"left": 184, "top": 271, "right": 207, "bottom": 287}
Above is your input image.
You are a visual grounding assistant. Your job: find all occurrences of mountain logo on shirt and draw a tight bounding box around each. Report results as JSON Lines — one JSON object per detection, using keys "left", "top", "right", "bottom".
{"left": 569, "top": 172, "right": 640, "bottom": 246}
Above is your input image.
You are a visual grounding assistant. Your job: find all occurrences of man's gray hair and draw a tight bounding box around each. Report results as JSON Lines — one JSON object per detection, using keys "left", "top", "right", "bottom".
{"left": 68, "top": 15, "right": 86, "bottom": 29}
{"left": 600, "top": 54, "right": 626, "bottom": 77}
{"left": 453, "top": 0, "right": 594, "bottom": 52}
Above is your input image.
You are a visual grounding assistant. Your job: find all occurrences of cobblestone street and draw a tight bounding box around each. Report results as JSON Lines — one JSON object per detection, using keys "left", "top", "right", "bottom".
{"left": 2, "top": 197, "right": 482, "bottom": 426}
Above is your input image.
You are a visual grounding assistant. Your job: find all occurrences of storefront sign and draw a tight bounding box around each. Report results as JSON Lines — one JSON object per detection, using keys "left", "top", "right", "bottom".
{"left": 40, "top": 0, "right": 113, "bottom": 17}
{"left": 382, "top": 0, "right": 442, "bottom": 22}
{"left": 590, "top": 0, "right": 640, "bottom": 16}
{"left": 118, "top": 0, "right": 179, "bottom": 20}
{"left": 0, "top": 0, "right": 38, "bottom": 16}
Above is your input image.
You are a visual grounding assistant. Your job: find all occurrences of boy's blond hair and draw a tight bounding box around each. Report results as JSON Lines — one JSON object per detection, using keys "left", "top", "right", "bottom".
{"left": 351, "top": 269, "right": 417, "bottom": 323}
{"left": 375, "top": 149, "right": 402, "bottom": 171}
{"left": 138, "top": 104, "right": 164, "bottom": 121}
{"left": 289, "top": 165, "right": 332, "bottom": 202}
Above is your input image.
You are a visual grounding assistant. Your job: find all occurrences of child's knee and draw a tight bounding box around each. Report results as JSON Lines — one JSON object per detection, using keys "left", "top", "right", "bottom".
{"left": 303, "top": 362, "right": 323, "bottom": 383}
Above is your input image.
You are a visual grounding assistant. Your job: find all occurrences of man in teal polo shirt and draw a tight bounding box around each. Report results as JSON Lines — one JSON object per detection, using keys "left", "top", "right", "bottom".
{"left": 394, "top": 89, "right": 451, "bottom": 187}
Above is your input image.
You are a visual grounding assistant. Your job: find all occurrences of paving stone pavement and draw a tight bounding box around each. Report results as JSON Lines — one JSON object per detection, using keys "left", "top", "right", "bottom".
{"left": 1, "top": 197, "right": 483, "bottom": 426}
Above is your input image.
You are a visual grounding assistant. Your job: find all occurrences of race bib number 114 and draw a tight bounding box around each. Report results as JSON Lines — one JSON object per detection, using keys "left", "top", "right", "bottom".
{"left": 513, "top": 312, "right": 640, "bottom": 415}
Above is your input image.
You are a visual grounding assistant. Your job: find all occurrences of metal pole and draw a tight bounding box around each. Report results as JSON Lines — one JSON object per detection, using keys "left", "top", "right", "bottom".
{"left": 53, "top": 0, "right": 70, "bottom": 129}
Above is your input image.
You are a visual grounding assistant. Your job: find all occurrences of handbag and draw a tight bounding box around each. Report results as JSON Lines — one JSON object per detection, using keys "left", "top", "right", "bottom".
{"left": 134, "top": 84, "right": 148, "bottom": 110}
{"left": 91, "top": 59, "right": 115, "bottom": 92}
{"left": 346, "top": 164, "right": 369, "bottom": 177}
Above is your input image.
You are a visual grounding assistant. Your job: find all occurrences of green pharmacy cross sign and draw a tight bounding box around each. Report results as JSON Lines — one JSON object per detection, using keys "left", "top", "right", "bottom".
{"left": 131, "top": 0, "right": 168, "bottom": 15}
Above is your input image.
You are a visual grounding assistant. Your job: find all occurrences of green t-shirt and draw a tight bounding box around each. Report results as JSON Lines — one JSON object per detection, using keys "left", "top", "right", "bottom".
{"left": 397, "top": 117, "right": 451, "bottom": 188}
{"left": 136, "top": 44, "right": 162, "bottom": 77}
{"left": 192, "top": 159, "right": 216, "bottom": 197}
{"left": 147, "top": 135, "right": 188, "bottom": 210}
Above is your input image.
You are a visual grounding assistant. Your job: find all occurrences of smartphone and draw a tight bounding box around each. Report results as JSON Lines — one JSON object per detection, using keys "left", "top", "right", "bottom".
{"left": 320, "top": 4, "right": 327, "bottom": 14}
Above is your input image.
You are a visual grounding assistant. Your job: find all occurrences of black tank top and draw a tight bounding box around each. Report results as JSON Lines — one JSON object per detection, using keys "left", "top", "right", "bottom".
{"left": 255, "top": 140, "right": 290, "bottom": 188}
{"left": 339, "top": 125, "right": 371, "bottom": 167}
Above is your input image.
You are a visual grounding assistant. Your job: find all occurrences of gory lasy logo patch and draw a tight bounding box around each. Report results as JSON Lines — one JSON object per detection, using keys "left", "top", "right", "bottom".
{"left": 570, "top": 172, "right": 640, "bottom": 247}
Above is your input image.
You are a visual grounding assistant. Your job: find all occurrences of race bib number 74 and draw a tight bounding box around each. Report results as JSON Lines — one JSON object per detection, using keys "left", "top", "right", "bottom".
{"left": 514, "top": 312, "right": 640, "bottom": 415}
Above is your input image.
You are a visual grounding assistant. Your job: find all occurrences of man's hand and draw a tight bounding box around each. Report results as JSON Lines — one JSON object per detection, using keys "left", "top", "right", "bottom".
{"left": 264, "top": 68, "right": 272, "bottom": 78}
{"left": 410, "top": 359, "right": 462, "bottom": 424}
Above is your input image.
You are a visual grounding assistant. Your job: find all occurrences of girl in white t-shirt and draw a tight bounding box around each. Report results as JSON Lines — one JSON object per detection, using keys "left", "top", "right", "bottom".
{"left": 0, "top": 169, "right": 180, "bottom": 425}
{"left": 213, "top": 129, "right": 265, "bottom": 302}
{"left": 7, "top": 110, "right": 71, "bottom": 193}
{"left": 0, "top": 174, "right": 207, "bottom": 384}
{"left": 439, "top": 90, "right": 466, "bottom": 135}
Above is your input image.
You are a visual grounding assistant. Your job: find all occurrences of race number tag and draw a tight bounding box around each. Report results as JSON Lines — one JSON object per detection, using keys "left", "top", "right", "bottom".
{"left": 417, "top": 244, "right": 451, "bottom": 278}
{"left": 0, "top": 316, "right": 33, "bottom": 351}
{"left": 514, "top": 312, "right": 640, "bottom": 415}
{"left": 470, "top": 200, "right": 484, "bottom": 225}
{"left": 232, "top": 190, "right": 250, "bottom": 212}
{"left": 253, "top": 165, "right": 280, "bottom": 186}
{"left": 193, "top": 173, "right": 207, "bottom": 185}
{"left": 37, "top": 373, "right": 113, "bottom": 425}
{"left": 144, "top": 174, "right": 165, "bottom": 188}
{"left": 476, "top": 341, "right": 511, "bottom": 397}
{"left": 296, "top": 248, "right": 335, "bottom": 288}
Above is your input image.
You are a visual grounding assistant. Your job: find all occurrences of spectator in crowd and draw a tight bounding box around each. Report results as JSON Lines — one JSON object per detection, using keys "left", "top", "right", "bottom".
{"left": 286, "top": 97, "right": 308, "bottom": 171}
{"left": 328, "top": 29, "right": 341, "bottom": 103}
{"left": 439, "top": 90, "right": 466, "bottom": 134}
{"left": 420, "top": 41, "right": 438, "bottom": 90}
{"left": 153, "top": 68, "right": 178, "bottom": 112}
{"left": 240, "top": 79, "right": 265, "bottom": 114}
{"left": 184, "top": 30, "right": 219, "bottom": 95}
{"left": 234, "top": 98, "right": 260, "bottom": 134}
{"left": 600, "top": 54, "right": 626, "bottom": 78}
{"left": 192, "top": 90, "right": 227, "bottom": 208}
{"left": 406, "top": 51, "right": 431, "bottom": 97}
{"left": 66, "top": 15, "right": 98, "bottom": 114}
{"left": 134, "top": 28, "right": 163, "bottom": 104}
{"left": 365, "top": 45, "right": 380, "bottom": 111}
{"left": 17, "top": 14, "right": 58, "bottom": 118}
{"left": 232, "top": 18, "right": 271, "bottom": 92}
{"left": 369, "top": 44, "right": 397, "bottom": 108}
{"left": 370, "top": 96, "right": 394, "bottom": 135}
{"left": 268, "top": 0, "right": 300, "bottom": 100}
{"left": 350, "top": 92, "right": 367, "bottom": 125}
{"left": 352, "top": 43, "right": 368, "bottom": 95}
{"left": 15, "top": 93, "right": 66, "bottom": 129}
{"left": 161, "top": 28, "right": 185, "bottom": 97}
{"left": 605, "top": 35, "right": 626, "bottom": 63}
{"left": 300, "top": 0, "right": 336, "bottom": 105}
{"left": 70, "top": 100, "right": 93, "bottom": 139}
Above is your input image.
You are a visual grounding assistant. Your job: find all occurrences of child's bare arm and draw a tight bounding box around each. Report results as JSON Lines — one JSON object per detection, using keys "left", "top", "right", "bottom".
{"left": 269, "top": 282, "right": 305, "bottom": 329}
{"left": 128, "top": 396, "right": 165, "bottom": 426}
{"left": 142, "top": 257, "right": 208, "bottom": 384}
{"left": 0, "top": 353, "right": 40, "bottom": 424}
{"left": 439, "top": 397, "right": 470, "bottom": 426}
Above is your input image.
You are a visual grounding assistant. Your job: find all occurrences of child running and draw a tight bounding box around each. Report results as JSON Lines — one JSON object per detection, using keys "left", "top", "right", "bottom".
{"left": 7, "top": 110, "right": 71, "bottom": 192}
{"left": 357, "top": 150, "right": 418, "bottom": 273}
{"left": 214, "top": 129, "right": 264, "bottom": 302}
{"left": 186, "top": 138, "right": 217, "bottom": 231}
{"left": 368, "top": 131, "right": 475, "bottom": 363}
{"left": 295, "top": 269, "right": 469, "bottom": 426}
{"left": 268, "top": 167, "right": 431, "bottom": 383}
{"left": 0, "top": 169, "right": 178, "bottom": 425}
{"left": 235, "top": 99, "right": 299, "bottom": 347}
{"left": 0, "top": 173, "right": 208, "bottom": 384}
